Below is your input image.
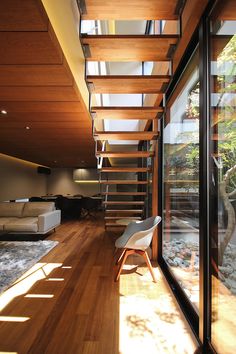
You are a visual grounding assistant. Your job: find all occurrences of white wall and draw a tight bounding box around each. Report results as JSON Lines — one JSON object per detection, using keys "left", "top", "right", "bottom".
{"left": 47, "top": 168, "right": 100, "bottom": 196}
{"left": 0, "top": 153, "right": 47, "bottom": 201}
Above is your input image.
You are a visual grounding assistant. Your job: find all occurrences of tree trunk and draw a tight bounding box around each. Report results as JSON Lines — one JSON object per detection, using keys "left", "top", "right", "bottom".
{"left": 219, "top": 164, "right": 236, "bottom": 265}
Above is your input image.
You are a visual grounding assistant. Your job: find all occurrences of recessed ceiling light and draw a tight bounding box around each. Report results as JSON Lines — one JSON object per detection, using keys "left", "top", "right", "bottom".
{"left": 25, "top": 126, "right": 30, "bottom": 130}
{"left": 54, "top": 160, "right": 57, "bottom": 163}
{"left": 1, "top": 110, "right": 7, "bottom": 115}
{"left": 81, "top": 160, "right": 85, "bottom": 163}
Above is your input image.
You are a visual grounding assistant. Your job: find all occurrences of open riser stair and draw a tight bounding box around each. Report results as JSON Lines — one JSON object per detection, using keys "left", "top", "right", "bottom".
{"left": 78, "top": 0, "right": 182, "bottom": 228}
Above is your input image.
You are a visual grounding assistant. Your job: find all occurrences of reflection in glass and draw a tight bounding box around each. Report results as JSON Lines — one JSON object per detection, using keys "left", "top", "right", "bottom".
{"left": 210, "top": 1, "right": 236, "bottom": 352}
{"left": 163, "top": 50, "right": 200, "bottom": 311}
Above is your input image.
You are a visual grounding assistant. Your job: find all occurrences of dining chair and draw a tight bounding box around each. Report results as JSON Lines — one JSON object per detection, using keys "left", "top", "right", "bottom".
{"left": 114, "top": 216, "right": 162, "bottom": 282}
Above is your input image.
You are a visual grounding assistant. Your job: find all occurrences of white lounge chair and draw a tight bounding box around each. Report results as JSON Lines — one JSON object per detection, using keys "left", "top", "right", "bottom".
{"left": 114, "top": 216, "right": 162, "bottom": 282}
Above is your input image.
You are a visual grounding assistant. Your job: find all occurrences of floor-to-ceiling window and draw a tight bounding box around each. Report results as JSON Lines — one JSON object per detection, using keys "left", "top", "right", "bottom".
{"left": 163, "top": 49, "right": 200, "bottom": 311}
{"left": 210, "top": 1, "right": 236, "bottom": 352}
{"left": 160, "top": 0, "right": 236, "bottom": 351}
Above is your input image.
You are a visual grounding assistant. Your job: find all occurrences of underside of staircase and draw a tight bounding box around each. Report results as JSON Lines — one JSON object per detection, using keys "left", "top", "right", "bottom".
{"left": 78, "top": 0, "right": 183, "bottom": 228}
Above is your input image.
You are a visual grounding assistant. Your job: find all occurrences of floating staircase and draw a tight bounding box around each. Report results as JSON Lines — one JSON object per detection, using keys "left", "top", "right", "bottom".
{"left": 78, "top": 0, "right": 182, "bottom": 229}
{"left": 91, "top": 106, "right": 162, "bottom": 120}
{"left": 87, "top": 75, "right": 171, "bottom": 94}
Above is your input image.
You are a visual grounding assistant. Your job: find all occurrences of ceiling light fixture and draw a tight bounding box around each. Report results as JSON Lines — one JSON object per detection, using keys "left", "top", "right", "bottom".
{"left": 25, "top": 126, "right": 30, "bottom": 130}
{"left": 1, "top": 110, "right": 7, "bottom": 115}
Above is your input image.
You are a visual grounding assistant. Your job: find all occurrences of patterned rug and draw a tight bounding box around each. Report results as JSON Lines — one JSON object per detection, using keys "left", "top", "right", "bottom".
{"left": 0, "top": 240, "right": 58, "bottom": 294}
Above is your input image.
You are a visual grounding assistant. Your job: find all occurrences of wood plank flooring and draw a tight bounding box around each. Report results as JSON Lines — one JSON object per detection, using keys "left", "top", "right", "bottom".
{"left": 0, "top": 217, "right": 198, "bottom": 354}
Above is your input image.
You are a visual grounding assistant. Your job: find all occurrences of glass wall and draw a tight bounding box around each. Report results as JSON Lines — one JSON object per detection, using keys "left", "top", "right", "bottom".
{"left": 160, "top": 0, "right": 236, "bottom": 350}
{"left": 210, "top": 1, "right": 236, "bottom": 352}
{"left": 163, "top": 49, "right": 200, "bottom": 312}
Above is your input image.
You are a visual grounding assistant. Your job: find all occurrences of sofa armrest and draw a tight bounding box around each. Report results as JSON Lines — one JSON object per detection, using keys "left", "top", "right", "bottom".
{"left": 38, "top": 210, "right": 61, "bottom": 233}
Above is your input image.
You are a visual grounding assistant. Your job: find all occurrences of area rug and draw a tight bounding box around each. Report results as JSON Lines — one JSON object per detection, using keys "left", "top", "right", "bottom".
{"left": 0, "top": 240, "right": 58, "bottom": 294}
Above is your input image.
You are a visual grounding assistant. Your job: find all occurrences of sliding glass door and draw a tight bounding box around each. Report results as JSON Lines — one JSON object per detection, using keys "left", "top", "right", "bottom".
{"left": 160, "top": 1, "right": 236, "bottom": 350}
{"left": 210, "top": 1, "right": 236, "bottom": 352}
{"left": 163, "top": 49, "right": 200, "bottom": 312}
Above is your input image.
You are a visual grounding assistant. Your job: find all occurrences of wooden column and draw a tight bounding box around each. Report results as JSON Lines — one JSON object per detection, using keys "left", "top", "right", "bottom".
{"left": 152, "top": 141, "right": 158, "bottom": 261}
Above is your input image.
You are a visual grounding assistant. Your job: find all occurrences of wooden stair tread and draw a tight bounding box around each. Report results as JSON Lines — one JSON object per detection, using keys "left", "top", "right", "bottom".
{"left": 80, "top": 0, "right": 179, "bottom": 20}
{"left": 94, "top": 131, "right": 158, "bottom": 141}
{"left": 81, "top": 35, "right": 179, "bottom": 62}
{"left": 87, "top": 75, "right": 170, "bottom": 94}
{"left": 96, "top": 151, "right": 154, "bottom": 158}
{"left": 102, "top": 192, "right": 146, "bottom": 196}
{"left": 100, "top": 167, "right": 150, "bottom": 172}
{"left": 103, "top": 201, "right": 145, "bottom": 205}
{"left": 100, "top": 180, "right": 148, "bottom": 184}
{"left": 91, "top": 106, "right": 162, "bottom": 120}
{"left": 105, "top": 209, "right": 143, "bottom": 213}
{"left": 105, "top": 216, "right": 141, "bottom": 220}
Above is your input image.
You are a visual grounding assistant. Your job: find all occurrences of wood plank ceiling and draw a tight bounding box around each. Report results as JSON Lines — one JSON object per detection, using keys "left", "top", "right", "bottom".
{"left": 0, "top": 0, "right": 95, "bottom": 168}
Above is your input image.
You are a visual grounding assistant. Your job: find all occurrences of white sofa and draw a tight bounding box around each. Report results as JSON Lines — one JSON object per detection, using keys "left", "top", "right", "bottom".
{"left": 0, "top": 202, "right": 61, "bottom": 235}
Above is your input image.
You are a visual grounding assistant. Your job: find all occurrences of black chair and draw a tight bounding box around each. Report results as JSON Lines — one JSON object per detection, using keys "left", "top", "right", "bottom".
{"left": 29, "top": 197, "right": 44, "bottom": 202}
{"left": 55, "top": 196, "right": 82, "bottom": 220}
{"left": 80, "top": 197, "right": 99, "bottom": 218}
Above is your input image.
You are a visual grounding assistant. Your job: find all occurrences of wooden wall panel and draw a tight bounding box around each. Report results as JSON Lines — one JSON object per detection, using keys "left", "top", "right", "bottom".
{"left": 173, "top": 0, "right": 208, "bottom": 72}
{"left": 0, "top": 65, "right": 74, "bottom": 86}
{"left": 0, "top": 112, "right": 90, "bottom": 122}
{"left": 0, "top": 87, "right": 80, "bottom": 101}
{"left": 210, "top": 0, "right": 236, "bottom": 20}
{"left": 0, "top": 32, "right": 63, "bottom": 64}
{"left": 0, "top": 122, "right": 93, "bottom": 130}
{"left": 0, "top": 0, "right": 95, "bottom": 168}
{"left": 0, "top": 102, "right": 84, "bottom": 113}
{"left": 0, "top": 0, "right": 48, "bottom": 31}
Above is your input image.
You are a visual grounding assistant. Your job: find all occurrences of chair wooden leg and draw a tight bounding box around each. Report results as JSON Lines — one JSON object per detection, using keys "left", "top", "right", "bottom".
{"left": 142, "top": 250, "right": 157, "bottom": 283}
{"left": 115, "top": 249, "right": 134, "bottom": 282}
{"left": 116, "top": 249, "right": 126, "bottom": 265}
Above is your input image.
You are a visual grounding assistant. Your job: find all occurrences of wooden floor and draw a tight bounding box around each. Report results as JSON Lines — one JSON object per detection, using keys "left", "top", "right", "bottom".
{"left": 0, "top": 216, "right": 198, "bottom": 354}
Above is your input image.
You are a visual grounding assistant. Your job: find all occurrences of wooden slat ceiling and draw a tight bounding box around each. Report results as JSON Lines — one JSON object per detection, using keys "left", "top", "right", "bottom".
{"left": 87, "top": 75, "right": 170, "bottom": 94}
{"left": 81, "top": 35, "right": 179, "bottom": 61}
{"left": 0, "top": 0, "right": 95, "bottom": 168}
{"left": 80, "top": 0, "right": 179, "bottom": 20}
{"left": 211, "top": 0, "right": 236, "bottom": 21}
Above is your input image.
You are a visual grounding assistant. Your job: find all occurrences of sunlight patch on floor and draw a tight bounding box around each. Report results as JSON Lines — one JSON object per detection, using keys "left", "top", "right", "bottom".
{"left": 24, "top": 294, "right": 54, "bottom": 298}
{"left": 0, "top": 263, "right": 62, "bottom": 311}
{"left": 0, "top": 316, "right": 29, "bottom": 322}
{"left": 119, "top": 266, "right": 197, "bottom": 354}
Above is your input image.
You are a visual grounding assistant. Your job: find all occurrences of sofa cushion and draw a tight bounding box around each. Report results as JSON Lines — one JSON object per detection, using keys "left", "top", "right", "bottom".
{"left": 0, "top": 217, "right": 19, "bottom": 231}
{"left": 0, "top": 202, "right": 25, "bottom": 217}
{"left": 4, "top": 217, "right": 38, "bottom": 233}
{"left": 22, "top": 202, "right": 55, "bottom": 217}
